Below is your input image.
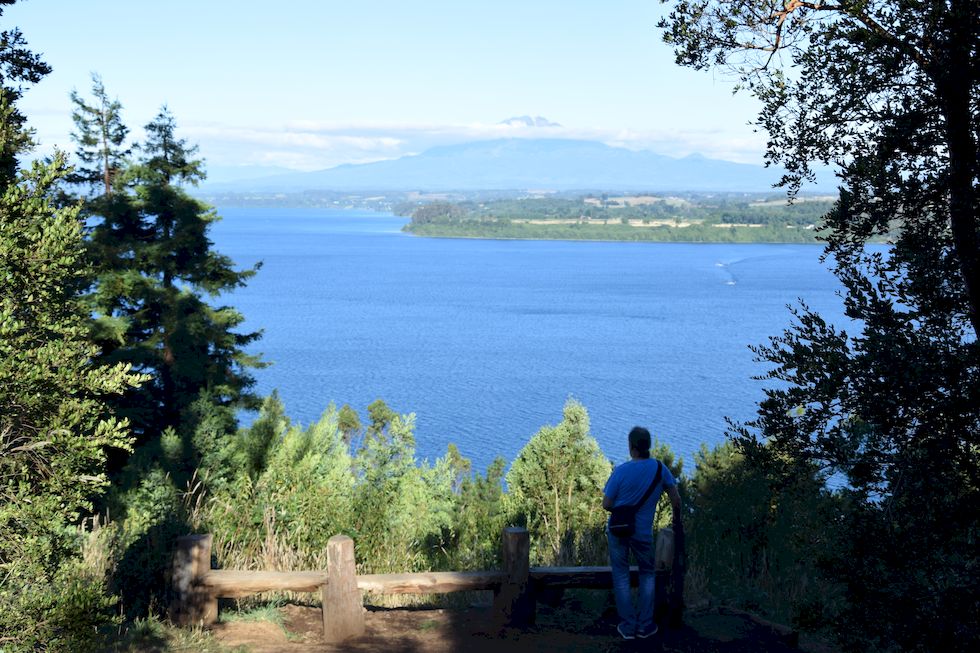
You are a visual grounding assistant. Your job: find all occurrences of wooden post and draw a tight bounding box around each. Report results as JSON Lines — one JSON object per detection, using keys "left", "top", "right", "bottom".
{"left": 170, "top": 534, "right": 217, "bottom": 626}
{"left": 655, "top": 527, "right": 674, "bottom": 570}
{"left": 669, "top": 522, "right": 686, "bottom": 627}
{"left": 654, "top": 527, "right": 674, "bottom": 624}
{"left": 493, "top": 527, "right": 535, "bottom": 626}
{"left": 322, "top": 535, "right": 364, "bottom": 643}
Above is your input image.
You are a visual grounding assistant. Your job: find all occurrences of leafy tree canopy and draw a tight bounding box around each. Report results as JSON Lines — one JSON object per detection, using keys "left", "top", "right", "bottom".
{"left": 660, "top": 0, "right": 979, "bottom": 336}
{"left": 660, "top": 1, "right": 979, "bottom": 649}
{"left": 0, "top": 155, "right": 144, "bottom": 652}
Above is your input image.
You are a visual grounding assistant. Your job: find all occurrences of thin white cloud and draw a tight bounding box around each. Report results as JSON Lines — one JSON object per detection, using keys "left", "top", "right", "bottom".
{"left": 186, "top": 125, "right": 403, "bottom": 151}
{"left": 183, "top": 118, "right": 767, "bottom": 171}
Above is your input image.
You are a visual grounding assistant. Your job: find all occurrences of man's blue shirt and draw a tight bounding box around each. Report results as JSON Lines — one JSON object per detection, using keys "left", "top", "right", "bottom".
{"left": 603, "top": 458, "right": 676, "bottom": 542}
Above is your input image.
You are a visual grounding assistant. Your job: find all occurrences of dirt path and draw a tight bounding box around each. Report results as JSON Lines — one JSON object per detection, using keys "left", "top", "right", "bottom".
{"left": 213, "top": 600, "right": 824, "bottom": 653}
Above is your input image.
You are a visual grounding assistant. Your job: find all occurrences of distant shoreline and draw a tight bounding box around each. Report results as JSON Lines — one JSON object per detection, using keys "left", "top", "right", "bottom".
{"left": 404, "top": 231, "right": 827, "bottom": 246}
{"left": 404, "top": 222, "right": 825, "bottom": 245}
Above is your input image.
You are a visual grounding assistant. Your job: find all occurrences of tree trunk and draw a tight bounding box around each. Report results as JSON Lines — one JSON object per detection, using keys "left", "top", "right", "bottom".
{"left": 101, "top": 119, "right": 112, "bottom": 196}
{"left": 938, "top": 0, "right": 980, "bottom": 340}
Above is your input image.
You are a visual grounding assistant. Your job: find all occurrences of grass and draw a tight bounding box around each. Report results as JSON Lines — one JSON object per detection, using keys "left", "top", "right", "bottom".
{"left": 103, "top": 615, "right": 247, "bottom": 653}
{"left": 219, "top": 601, "right": 286, "bottom": 626}
{"left": 220, "top": 599, "right": 301, "bottom": 640}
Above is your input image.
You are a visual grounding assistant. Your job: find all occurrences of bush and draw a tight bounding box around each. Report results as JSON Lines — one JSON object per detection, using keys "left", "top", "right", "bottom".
{"left": 446, "top": 457, "right": 508, "bottom": 570}
{"left": 350, "top": 405, "right": 456, "bottom": 573}
{"left": 200, "top": 398, "right": 464, "bottom": 576}
{"left": 0, "top": 154, "right": 143, "bottom": 648}
{"left": 686, "top": 441, "right": 841, "bottom": 625}
{"left": 0, "top": 515, "right": 123, "bottom": 653}
{"left": 506, "top": 399, "right": 610, "bottom": 565}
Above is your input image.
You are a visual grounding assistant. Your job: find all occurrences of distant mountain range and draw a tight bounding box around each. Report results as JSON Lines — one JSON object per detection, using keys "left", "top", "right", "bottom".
{"left": 201, "top": 138, "right": 799, "bottom": 193}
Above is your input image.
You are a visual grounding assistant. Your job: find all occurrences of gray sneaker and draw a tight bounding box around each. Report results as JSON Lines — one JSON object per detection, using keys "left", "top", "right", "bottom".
{"left": 636, "top": 623, "right": 659, "bottom": 639}
{"left": 616, "top": 623, "right": 635, "bottom": 640}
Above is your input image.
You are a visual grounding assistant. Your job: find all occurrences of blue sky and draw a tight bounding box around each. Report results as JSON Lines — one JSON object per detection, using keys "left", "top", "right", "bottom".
{"left": 8, "top": 1, "right": 766, "bottom": 178}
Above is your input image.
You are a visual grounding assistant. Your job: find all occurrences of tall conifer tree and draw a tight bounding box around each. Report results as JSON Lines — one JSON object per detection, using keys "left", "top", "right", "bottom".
{"left": 69, "top": 73, "right": 129, "bottom": 195}
{"left": 81, "top": 103, "right": 262, "bottom": 446}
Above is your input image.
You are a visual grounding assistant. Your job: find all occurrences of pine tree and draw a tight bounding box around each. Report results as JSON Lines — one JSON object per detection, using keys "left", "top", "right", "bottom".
{"left": 85, "top": 106, "right": 262, "bottom": 446}
{"left": 69, "top": 73, "right": 129, "bottom": 194}
{"left": 0, "top": 1, "right": 49, "bottom": 182}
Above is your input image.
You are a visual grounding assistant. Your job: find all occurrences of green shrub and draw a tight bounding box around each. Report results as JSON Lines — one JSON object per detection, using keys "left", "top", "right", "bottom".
{"left": 350, "top": 406, "right": 455, "bottom": 573}
{"left": 686, "top": 441, "right": 841, "bottom": 625}
{"left": 0, "top": 152, "right": 143, "bottom": 648}
{"left": 506, "top": 399, "right": 610, "bottom": 565}
{"left": 447, "top": 457, "right": 508, "bottom": 570}
{"left": 0, "top": 556, "right": 117, "bottom": 653}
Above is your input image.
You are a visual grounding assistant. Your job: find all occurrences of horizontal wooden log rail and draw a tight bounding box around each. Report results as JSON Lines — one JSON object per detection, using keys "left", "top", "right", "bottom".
{"left": 203, "top": 570, "right": 329, "bottom": 597}
{"left": 198, "top": 565, "right": 648, "bottom": 596}
{"left": 170, "top": 527, "right": 680, "bottom": 643}
{"left": 357, "top": 570, "right": 505, "bottom": 593}
{"left": 530, "top": 566, "right": 642, "bottom": 588}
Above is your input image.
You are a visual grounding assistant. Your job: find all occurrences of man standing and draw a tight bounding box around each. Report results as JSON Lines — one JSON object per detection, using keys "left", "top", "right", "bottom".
{"left": 602, "top": 426, "right": 682, "bottom": 640}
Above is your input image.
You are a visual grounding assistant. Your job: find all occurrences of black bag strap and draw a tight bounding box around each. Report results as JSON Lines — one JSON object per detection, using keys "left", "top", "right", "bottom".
{"left": 631, "top": 461, "right": 663, "bottom": 510}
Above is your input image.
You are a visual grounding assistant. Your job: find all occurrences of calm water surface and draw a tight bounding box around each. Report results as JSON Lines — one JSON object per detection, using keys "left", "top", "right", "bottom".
{"left": 210, "top": 207, "right": 850, "bottom": 471}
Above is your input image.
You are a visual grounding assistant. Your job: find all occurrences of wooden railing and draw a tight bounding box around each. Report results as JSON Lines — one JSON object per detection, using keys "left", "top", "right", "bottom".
{"left": 170, "top": 527, "right": 678, "bottom": 644}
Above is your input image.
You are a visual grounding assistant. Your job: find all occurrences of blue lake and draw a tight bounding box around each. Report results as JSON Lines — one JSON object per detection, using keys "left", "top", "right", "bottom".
{"left": 209, "top": 207, "right": 850, "bottom": 472}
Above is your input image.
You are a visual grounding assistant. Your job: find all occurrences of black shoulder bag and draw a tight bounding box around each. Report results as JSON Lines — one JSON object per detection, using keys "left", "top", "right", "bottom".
{"left": 608, "top": 461, "right": 662, "bottom": 539}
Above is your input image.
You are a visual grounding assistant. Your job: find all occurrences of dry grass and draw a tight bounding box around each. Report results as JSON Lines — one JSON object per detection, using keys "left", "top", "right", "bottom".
{"left": 103, "top": 615, "right": 245, "bottom": 652}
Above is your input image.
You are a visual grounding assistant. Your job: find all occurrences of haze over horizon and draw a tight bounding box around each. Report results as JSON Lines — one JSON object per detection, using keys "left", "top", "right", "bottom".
{"left": 8, "top": 1, "right": 770, "bottom": 180}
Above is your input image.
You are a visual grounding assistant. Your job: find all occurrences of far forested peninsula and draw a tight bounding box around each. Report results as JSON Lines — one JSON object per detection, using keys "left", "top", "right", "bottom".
{"left": 400, "top": 193, "right": 842, "bottom": 243}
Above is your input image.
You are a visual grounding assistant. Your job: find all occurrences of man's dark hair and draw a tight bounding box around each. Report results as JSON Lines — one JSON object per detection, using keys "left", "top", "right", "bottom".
{"left": 628, "top": 426, "right": 651, "bottom": 459}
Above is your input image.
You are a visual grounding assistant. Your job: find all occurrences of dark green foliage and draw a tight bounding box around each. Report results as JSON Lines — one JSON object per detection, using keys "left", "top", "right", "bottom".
{"left": 409, "top": 195, "right": 798, "bottom": 224}
{"left": 199, "top": 398, "right": 466, "bottom": 576}
{"left": 1, "top": 555, "right": 119, "bottom": 653}
{"left": 337, "top": 403, "right": 362, "bottom": 444}
{"left": 449, "top": 195, "right": 833, "bottom": 226}
{"left": 365, "top": 397, "right": 397, "bottom": 439}
{"left": 109, "top": 466, "right": 186, "bottom": 619}
{"left": 63, "top": 96, "right": 265, "bottom": 621}
{"left": 447, "top": 457, "right": 507, "bottom": 570}
{"left": 78, "top": 100, "right": 263, "bottom": 443}
{"left": 660, "top": 1, "right": 979, "bottom": 649}
{"left": 404, "top": 194, "right": 834, "bottom": 243}
{"left": 686, "top": 442, "right": 840, "bottom": 625}
{"left": 444, "top": 442, "right": 471, "bottom": 494}
{"left": 408, "top": 200, "right": 466, "bottom": 224}
{"left": 350, "top": 400, "right": 454, "bottom": 572}
{"left": 0, "top": 9, "right": 145, "bottom": 646}
{"left": 649, "top": 436, "right": 684, "bottom": 530}
{"left": 202, "top": 397, "right": 355, "bottom": 570}
{"left": 409, "top": 218, "right": 821, "bottom": 243}
{"left": 189, "top": 397, "right": 629, "bottom": 581}
{"left": 139, "top": 105, "right": 204, "bottom": 185}
{"left": 225, "top": 392, "right": 288, "bottom": 483}
{"left": 0, "top": 1, "right": 50, "bottom": 179}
